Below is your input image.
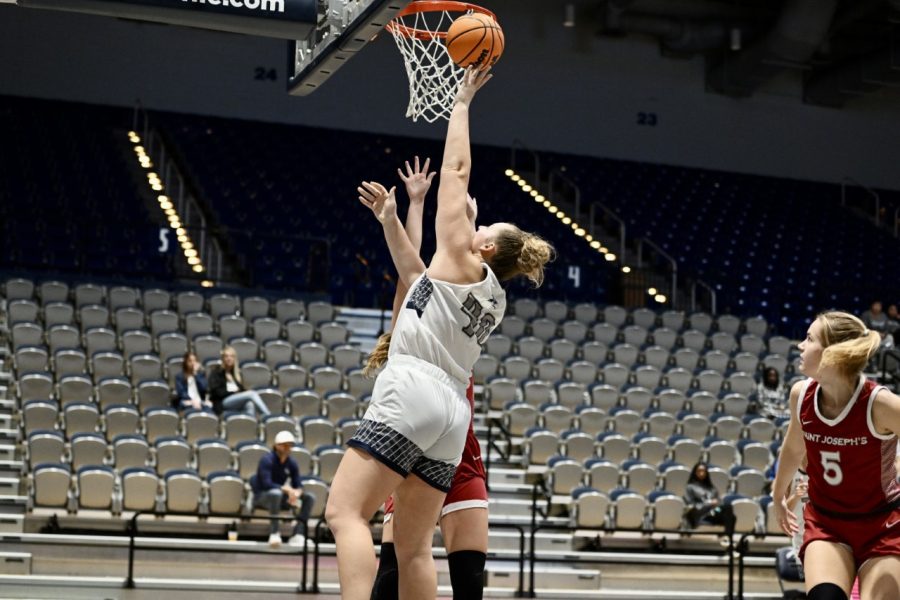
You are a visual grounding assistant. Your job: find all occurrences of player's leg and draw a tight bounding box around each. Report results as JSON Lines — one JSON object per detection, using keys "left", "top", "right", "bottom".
{"left": 441, "top": 504, "right": 488, "bottom": 600}
{"left": 325, "top": 447, "right": 404, "bottom": 600}
{"left": 370, "top": 508, "right": 398, "bottom": 600}
{"left": 803, "top": 540, "right": 855, "bottom": 599}
{"left": 392, "top": 473, "right": 447, "bottom": 600}
{"left": 857, "top": 555, "right": 900, "bottom": 599}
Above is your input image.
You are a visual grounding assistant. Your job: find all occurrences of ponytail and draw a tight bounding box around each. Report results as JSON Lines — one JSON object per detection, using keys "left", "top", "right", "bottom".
{"left": 363, "top": 332, "right": 392, "bottom": 378}
{"left": 817, "top": 312, "right": 881, "bottom": 375}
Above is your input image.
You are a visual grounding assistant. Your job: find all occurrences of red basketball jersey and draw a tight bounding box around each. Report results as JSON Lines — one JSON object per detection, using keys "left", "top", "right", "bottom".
{"left": 799, "top": 377, "right": 899, "bottom": 515}
{"left": 453, "top": 377, "right": 486, "bottom": 482}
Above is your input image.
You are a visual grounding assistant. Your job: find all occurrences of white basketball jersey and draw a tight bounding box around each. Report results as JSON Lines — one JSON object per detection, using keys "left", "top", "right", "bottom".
{"left": 390, "top": 266, "right": 506, "bottom": 383}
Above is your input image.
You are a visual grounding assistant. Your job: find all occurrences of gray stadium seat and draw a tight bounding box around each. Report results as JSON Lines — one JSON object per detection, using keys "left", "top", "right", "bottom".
{"left": 315, "top": 445, "right": 345, "bottom": 483}
{"left": 142, "top": 289, "right": 171, "bottom": 313}
{"left": 43, "top": 302, "right": 74, "bottom": 328}
{"left": 573, "top": 303, "right": 598, "bottom": 325}
{"left": 610, "top": 489, "right": 647, "bottom": 530}
{"left": 145, "top": 407, "right": 180, "bottom": 443}
{"left": 207, "top": 470, "right": 245, "bottom": 515}
{"left": 70, "top": 432, "right": 107, "bottom": 470}
{"left": 586, "top": 459, "right": 620, "bottom": 492}
{"left": 31, "top": 463, "right": 72, "bottom": 509}
{"left": 288, "top": 389, "right": 322, "bottom": 418}
{"left": 113, "top": 434, "right": 150, "bottom": 471}
{"left": 274, "top": 298, "right": 305, "bottom": 324}
{"left": 237, "top": 441, "right": 269, "bottom": 479}
{"left": 165, "top": 469, "right": 203, "bottom": 513}
{"left": 572, "top": 487, "right": 609, "bottom": 528}
{"left": 196, "top": 438, "right": 234, "bottom": 477}
{"left": 263, "top": 340, "right": 294, "bottom": 369}
{"left": 242, "top": 296, "right": 270, "bottom": 322}
{"left": 286, "top": 319, "right": 316, "bottom": 347}
{"left": 122, "top": 467, "right": 160, "bottom": 512}
{"left": 523, "top": 428, "right": 559, "bottom": 466}
{"left": 108, "top": 286, "right": 139, "bottom": 311}
{"left": 28, "top": 430, "right": 66, "bottom": 468}
{"left": 23, "top": 400, "right": 58, "bottom": 435}
{"left": 252, "top": 317, "right": 282, "bottom": 345}
{"left": 18, "top": 372, "right": 54, "bottom": 402}
{"left": 547, "top": 456, "right": 584, "bottom": 495}
{"left": 38, "top": 280, "right": 68, "bottom": 304}
{"left": 77, "top": 465, "right": 117, "bottom": 512}
{"left": 176, "top": 291, "right": 205, "bottom": 317}
{"left": 64, "top": 402, "right": 99, "bottom": 438}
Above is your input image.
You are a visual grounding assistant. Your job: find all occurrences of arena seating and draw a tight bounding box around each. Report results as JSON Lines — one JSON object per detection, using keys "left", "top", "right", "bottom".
{"left": 0, "top": 97, "right": 173, "bottom": 282}
{"left": 158, "top": 112, "right": 614, "bottom": 305}
{"left": 4, "top": 278, "right": 803, "bottom": 537}
{"left": 540, "top": 151, "right": 899, "bottom": 333}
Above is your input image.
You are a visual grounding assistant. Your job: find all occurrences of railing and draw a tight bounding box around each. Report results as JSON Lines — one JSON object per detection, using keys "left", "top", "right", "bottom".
{"left": 133, "top": 104, "right": 229, "bottom": 285}
{"left": 637, "top": 238, "right": 678, "bottom": 308}
{"left": 527, "top": 481, "right": 740, "bottom": 600}
{"left": 691, "top": 279, "right": 718, "bottom": 314}
{"left": 74, "top": 486, "right": 760, "bottom": 598}
{"left": 880, "top": 347, "right": 900, "bottom": 381}
{"left": 548, "top": 169, "right": 582, "bottom": 224}
{"left": 510, "top": 139, "right": 541, "bottom": 184}
{"left": 841, "top": 176, "right": 881, "bottom": 226}
{"left": 588, "top": 202, "right": 627, "bottom": 262}
{"left": 484, "top": 416, "right": 513, "bottom": 492}
{"left": 307, "top": 516, "right": 528, "bottom": 597}
{"left": 126, "top": 510, "right": 310, "bottom": 591}
{"left": 734, "top": 531, "right": 792, "bottom": 600}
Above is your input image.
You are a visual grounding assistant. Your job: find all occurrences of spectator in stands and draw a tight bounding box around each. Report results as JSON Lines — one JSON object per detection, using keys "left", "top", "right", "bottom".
{"left": 207, "top": 346, "right": 270, "bottom": 417}
{"left": 861, "top": 300, "right": 889, "bottom": 338}
{"left": 172, "top": 351, "right": 212, "bottom": 412}
{"left": 684, "top": 462, "right": 724, "bottom": 527}
{"left": 251, "top": 430, "right": 314, "bottom": 548}
{"left": 886, "top": 304, "right": 899, "bottom": 341}
{"left": 756, "top": 367, "right": 789, "bottom": 421}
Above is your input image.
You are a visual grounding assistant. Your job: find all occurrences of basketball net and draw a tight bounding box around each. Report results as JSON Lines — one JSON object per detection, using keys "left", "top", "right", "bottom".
{"left": 387, "top": 7, "right": 468, "bottom": 123}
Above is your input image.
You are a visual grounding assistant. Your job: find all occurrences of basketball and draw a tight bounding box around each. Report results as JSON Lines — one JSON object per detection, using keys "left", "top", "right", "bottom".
{"left": 445, "top": 12, "right": 504, "bottom": 69}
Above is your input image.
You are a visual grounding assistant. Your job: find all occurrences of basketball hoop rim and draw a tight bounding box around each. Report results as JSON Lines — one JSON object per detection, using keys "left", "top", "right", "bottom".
{"left": 387, "top": 1, "right": 497, "bottom": 41}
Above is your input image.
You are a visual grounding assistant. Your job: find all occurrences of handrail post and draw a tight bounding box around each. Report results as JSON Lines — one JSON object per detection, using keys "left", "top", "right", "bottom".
{"left": 125, "top": 511, "right": 142, "bottom": 588}
{"left": 510, "top": 139, "right": 540, "bottom": 184}
{"left": 640, "top": 238, "right": 679, "bottom": 307}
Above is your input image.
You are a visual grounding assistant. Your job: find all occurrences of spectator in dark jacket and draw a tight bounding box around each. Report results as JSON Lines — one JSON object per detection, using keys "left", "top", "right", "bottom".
{"left": 684, "top": 462, "right": 724, "bottom": 528}
{"left": 251, "top": 430, "right": 314, "bottom": 548}
{"left": 207, "top": 345, "right": 270, "bottom": 417}
{"left": 172, "top": 351, "right": 212, "bottom": 412}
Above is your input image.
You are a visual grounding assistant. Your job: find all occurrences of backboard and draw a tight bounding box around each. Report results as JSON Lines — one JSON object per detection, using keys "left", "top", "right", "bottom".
{"left": 287, "top": 0, "right": 407, "bottom": 96}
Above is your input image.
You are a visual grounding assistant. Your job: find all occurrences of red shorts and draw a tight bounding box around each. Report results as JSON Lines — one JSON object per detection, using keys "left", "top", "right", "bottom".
{"left": 800, "top": 502, "right": 900, "bottom": 570}
{"left": 383, "top": 426, "right": 487, "bottom": 521}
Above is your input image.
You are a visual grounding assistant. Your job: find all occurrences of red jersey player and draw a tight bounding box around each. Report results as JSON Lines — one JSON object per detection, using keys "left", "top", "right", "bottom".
{"left": 773, "top": 311, "right": 900, "bottom": 600}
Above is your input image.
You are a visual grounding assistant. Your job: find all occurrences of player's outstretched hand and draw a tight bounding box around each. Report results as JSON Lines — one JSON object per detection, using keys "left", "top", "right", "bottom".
{"left": 358, "top": 181, "right": 397, "bottom": 225}
{"left": 398, "top": 156, "right": 436, "bottom": 204}
{"left": 455, "top": 65, "right": 492, "bottom": 107}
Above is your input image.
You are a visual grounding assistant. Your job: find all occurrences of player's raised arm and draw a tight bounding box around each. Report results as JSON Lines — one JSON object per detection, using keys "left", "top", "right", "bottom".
{"left": 435, "top": 67, "right": 492, "bottom": 259}
{"left": 358, "top": 181, "right": 425, "bottom": 289}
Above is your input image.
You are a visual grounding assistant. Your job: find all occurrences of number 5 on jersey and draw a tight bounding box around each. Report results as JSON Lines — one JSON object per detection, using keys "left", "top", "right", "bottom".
{"left": 820, "top": 451, "right": 843, "bottom": 486}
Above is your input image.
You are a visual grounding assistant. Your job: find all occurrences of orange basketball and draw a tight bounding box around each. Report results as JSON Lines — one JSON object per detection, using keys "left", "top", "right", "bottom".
{"left": 445, "top": 12, "right": 504, "bottom": 69}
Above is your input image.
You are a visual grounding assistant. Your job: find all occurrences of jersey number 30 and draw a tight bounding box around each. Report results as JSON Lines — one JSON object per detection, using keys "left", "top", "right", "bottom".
{"left": 461, "top": 294, "right": 495, "bottom": 345}
{"left": 820, "top": 451, "right": 843, "bottom": 486}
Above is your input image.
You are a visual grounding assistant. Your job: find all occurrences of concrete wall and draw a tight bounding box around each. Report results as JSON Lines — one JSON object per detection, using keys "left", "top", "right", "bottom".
{"left": 2, "top": 0, "right": 900, "bottom": 189}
